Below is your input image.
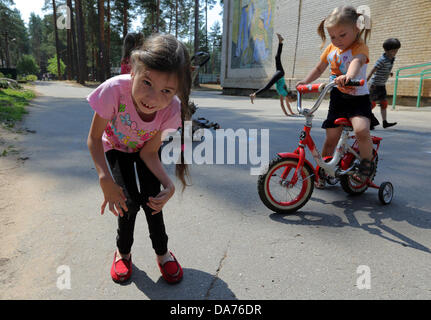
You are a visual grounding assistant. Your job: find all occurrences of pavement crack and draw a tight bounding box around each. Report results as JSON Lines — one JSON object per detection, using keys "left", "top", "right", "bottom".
{"left": 205, "top": 241, "right": 230, "bottom": 299}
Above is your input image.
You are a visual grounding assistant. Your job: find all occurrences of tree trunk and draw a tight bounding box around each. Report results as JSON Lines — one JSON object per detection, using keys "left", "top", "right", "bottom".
{"left": 106, "top": 0, "right": 111, "bottom": 79}
{"left": 66, "top": 0, "right": 73, "bottom": 80}
{"left": 205, "top": 0, "right": 208, "bottom": 73}
{"left": 156, "top": 0, "right": 160, "bottom": 32}
{"left": 75, "top": 0, "right": 87, "bottom": 84}
{"left": 168, "top": 1, "right": 173, "bottom": 34}
{"left": 193, "top": 0, "right": 200, "bottom": 87}
{"left": 4, "top": 32, "right": 10, "bottom": 68}
{"left": 123, "top": 1, "right": 128, "bottom": 40}
{"left": 97, "top": 0, "right": 105, "bottom": 82}
{"left": 175, "top": 0, "right": 178, "bottom": 38}
{"left": 91, "top": 32, "right": 95, "bottom": 81}
{"left": 68, "top": 0, "right": 78, "bottom": 80}
{"left": 66, "top": 27, "right": 72, "bottom": 80}
{"left": 52, "top": 0, "right": 62, "bottom": 79}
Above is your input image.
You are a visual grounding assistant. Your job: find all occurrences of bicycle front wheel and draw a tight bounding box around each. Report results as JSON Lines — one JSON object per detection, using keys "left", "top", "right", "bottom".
{"left": 257, "top": 157, "right": 314, "bottom": 214}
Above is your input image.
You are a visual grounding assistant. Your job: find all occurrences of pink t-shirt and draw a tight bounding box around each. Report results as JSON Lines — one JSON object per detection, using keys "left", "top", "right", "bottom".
{"left": 87, "top": 74, "right": 182, "bottom": 153}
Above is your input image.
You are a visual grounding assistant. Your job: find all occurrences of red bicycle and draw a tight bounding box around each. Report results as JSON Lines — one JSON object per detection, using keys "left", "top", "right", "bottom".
{"left": 257, "top": 80, "right": 394, "bottom": 214}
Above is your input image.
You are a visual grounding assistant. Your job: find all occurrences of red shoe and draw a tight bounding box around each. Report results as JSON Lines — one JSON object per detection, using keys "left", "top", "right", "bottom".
{"left": 111, "top": 251, "right": 132, "bottom": 283}
{"left": 157, "top": 251, "right": 183, "bottom": 284}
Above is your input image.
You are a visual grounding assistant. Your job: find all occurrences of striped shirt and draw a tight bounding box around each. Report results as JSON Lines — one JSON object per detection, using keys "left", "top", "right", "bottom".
{"left": 369, "top": 53, "right": 395, "bottom": 86}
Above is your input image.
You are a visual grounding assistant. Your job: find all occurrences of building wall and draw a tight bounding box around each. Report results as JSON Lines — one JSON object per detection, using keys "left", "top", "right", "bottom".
{"left": 221, "top": 0, "right": 431, "bottom": 99}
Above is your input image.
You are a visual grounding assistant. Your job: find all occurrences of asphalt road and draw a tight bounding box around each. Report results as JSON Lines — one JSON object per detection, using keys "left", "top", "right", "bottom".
{"left": 1, "top": 80, "right": 431, "bottom": 299}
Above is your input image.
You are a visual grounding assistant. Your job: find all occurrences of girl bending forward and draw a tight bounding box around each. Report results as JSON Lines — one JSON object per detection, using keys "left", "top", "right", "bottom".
{"left": 87, "top": 34, "right": 192, "bottom": 284}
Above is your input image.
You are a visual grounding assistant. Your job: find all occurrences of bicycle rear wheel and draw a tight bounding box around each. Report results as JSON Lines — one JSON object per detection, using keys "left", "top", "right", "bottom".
{"left": 257, "top": 157, "right": 314, "bottom": 214}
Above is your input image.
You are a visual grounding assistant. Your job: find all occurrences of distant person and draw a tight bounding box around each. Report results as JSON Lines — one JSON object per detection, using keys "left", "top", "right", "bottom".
{"left": 367, "top": 38, "right": 401, "bottom": 128}
{"left": 121, "top": 32, "right": 144, "bottom": 75}
{"left": 250, "top": 33, "right": 297, "bottom": 116}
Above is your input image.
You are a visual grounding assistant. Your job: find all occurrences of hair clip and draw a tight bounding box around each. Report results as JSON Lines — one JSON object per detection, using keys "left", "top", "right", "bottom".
{"left": 356, "top": 5, "right": 371, "bottom": 30}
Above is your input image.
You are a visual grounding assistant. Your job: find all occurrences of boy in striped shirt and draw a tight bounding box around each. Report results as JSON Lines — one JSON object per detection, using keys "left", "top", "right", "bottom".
{"left": 367, "top": 38, "right": 401, "bottom": 128}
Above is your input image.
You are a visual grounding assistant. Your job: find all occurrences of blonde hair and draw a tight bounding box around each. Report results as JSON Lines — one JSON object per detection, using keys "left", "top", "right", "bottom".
{"left": 317, "top": 5, "right": 371, "bottom": 49}
{"left": 130, "top": 34, "right": 192, "bottom": 191}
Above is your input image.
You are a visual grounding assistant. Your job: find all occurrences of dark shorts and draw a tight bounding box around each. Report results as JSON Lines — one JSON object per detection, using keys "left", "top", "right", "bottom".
{"left": 369, "top": 85, "right": 387, "bottom": 102}
{"left": 322, "top": 88, "right": 380, "bottom": 129}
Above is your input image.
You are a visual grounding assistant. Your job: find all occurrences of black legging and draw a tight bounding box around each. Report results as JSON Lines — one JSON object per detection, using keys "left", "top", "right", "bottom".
{"left": 106, "top": 149, "right": 168, "bottom": 256}
{"left": 254, "top": 42, "right": 285, "bottom": 96}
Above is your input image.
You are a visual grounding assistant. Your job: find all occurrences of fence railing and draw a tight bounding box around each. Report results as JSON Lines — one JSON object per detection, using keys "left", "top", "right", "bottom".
{"left": 199, "top": 74, "right": 220, "bottom": 84}
{"left": 392, "top": 62, "right": 431, "bottom": 109}
{"left": 417, "top": 69, "right": 431, "bottom": 108}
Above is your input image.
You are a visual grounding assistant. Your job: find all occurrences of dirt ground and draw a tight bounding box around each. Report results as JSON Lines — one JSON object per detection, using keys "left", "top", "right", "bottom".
{"left": 0, "top": 126, "right": 28, "bottom": 262}
{"left": 0, "top": 85, "right": 41, "bottom": 293}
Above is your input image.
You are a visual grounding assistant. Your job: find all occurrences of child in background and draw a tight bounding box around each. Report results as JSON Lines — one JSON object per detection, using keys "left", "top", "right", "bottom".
{"left": 296, "top": 5, "right": 379, "bottom": 188}
{"left": 250, "top": 33, "right": 297, "bottom": 116}
{"left": 121, "top": 33, "right": 144, "bottom": 75}
{"left": 87, "top": 34, "right": 192, "bottom": 284}
{"left": 367, "top": 38, "right": 401, "bottom": 128}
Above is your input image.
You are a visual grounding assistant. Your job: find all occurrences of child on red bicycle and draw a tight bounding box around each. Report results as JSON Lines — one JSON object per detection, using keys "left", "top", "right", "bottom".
{"left": 296, "top": 5, "right": 379, "bottom": 188}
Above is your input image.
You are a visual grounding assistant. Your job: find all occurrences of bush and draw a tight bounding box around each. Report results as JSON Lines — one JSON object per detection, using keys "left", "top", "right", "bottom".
{"left": 26, "top": 75, "right": 38, "bottom": 82}
{"left": 47, "top": 55, "right": 66, "bottom": 78}
{"left": 17, "top": 55, "right": 40, "bottom": 76}
{"left": 0, "top": 80, "right": 9, "bottom": 89}
{"left": 17, "top": 76, "right": 27, "bottom": 83}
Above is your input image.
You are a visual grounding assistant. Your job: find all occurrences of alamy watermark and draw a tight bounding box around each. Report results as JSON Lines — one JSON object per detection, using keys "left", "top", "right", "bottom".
{"left": 56, "top": 265, "right": 71, "bottom": 290}
{"left": 356, "top": 265, "right": 371, "bottom": 290}
{"left": 161, "top": 121, "right": 270, "bottom": 175}
{"left": 56, "top": 5, "right": 71, "bottom": 30}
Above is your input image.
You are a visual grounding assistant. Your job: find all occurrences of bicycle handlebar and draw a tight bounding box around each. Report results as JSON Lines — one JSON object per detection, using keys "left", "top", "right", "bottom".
{"left": 296, "top": 83, "right": 326, "bottom": 94}
{"left": 296, "top": 79, "right": 365, "bottom": 115}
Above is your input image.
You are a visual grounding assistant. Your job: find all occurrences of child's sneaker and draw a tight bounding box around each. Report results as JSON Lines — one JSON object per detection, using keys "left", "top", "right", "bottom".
{"left": 357, "top": 158, "right": 376, "bottom": 181}
{"left": 111, "top": 251, "right": 132, "bottom": 283}
{"left": 383, "top": 120, "right": 397, "bottom": 128}
{"left": 157, "top": 251, "right": 183, "bottom": 284}
{"left": 315, "top": 179, "right": 326, "bottom": 189}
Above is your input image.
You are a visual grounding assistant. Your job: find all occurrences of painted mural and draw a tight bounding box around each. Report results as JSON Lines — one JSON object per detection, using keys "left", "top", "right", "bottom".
{"left": 231, "top": 0, "right": 275, "bottom": 69}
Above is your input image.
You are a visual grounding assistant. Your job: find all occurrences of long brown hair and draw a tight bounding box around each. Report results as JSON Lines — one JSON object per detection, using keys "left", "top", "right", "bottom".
{"left": 130, "top": 34, "right": 192, "bottom": 191}
{"left": 317, "top": 5, "right": 372, "bottom": 49}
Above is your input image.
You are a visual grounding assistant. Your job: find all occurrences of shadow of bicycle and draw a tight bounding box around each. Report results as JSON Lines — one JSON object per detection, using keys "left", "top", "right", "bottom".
{"left": 269, "top": 189, "right": 431, "bottom": 254}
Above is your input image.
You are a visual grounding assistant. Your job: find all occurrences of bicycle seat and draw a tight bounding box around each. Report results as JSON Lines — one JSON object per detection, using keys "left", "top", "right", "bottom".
{"left": 334, "top": 118, "right": 352, "bottom": 127}
{"left": 372, "top": 136, "right": 382, "bottom": 143}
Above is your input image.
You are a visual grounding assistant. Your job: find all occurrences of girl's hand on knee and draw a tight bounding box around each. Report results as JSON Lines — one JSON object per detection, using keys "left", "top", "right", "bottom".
{"left": 147, "top": 185, "right": 175, "bottom": 215}
{"left": 99, "top": 177, "right": 128, "bottom": 217}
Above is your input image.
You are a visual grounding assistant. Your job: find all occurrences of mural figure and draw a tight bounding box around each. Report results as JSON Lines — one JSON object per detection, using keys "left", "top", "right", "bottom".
{"left": 231, "top": 0, "right": 275, "bottom": 69}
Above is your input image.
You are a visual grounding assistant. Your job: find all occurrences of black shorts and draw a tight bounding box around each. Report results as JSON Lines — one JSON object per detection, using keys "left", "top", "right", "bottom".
{"left": 369, "top": 85, "right": 387, "bottom": 102}
{"left": 322, "top": 88, "right": 380, "bottom": 129}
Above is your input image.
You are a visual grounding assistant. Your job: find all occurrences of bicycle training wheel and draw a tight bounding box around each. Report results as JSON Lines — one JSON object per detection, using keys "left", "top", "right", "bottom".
{"left": 340, "top": 152, "right": 378, "bottom": 195}
{"left": 378, "top": 182, "right": 393, "bottom": 205}
{"left": 257, "top": 157, "right": 314, "bottom": 214}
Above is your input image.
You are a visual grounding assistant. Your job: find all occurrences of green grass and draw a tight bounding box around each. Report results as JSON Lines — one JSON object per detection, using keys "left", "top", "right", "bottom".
{"left": 0, "top": 88, "right": 36, "bottom": 127}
